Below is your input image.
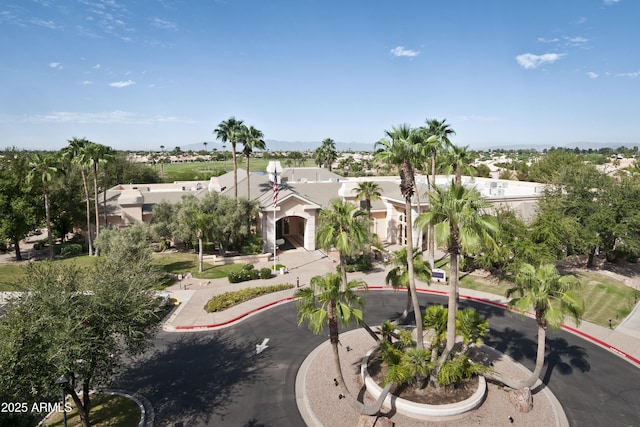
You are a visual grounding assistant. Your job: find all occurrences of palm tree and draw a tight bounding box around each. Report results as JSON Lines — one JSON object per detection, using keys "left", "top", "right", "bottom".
{"left": 416, "top": 181, "right": 498, "bottom": 364}
{"left": 316, "top": 199, "right": 371, "bottom": 289}
{"left": 352, "top": 181, "right": 382, "bottom": 217}
{"left": 506, "top": 263, "right": 584, "bottom": 389}
{"left": 320, "top": 138, "right": 337, "bottom": 171}
{"left": 84, "top": 143, "right": 110, "bottom": 247}
{"left": 214, "top": 117, "right": 245, "bottom": 199}
{"left": 374, "top": 124, "right": 427, "bottom": 349}
{"left": 423, "top": 119, "right": 455, "bottom": 269}
{"left": 295, "top": 272, "right": 391, "bottom": 415}
{"left": 159, "top": 145, "right": 166, "bottom": 178}
{"left": 385, "top": 247, "right": 431, "bottom": 323}
{"left": 64, "top": 138, "right": 94, "bottom": 256}
{"left": 100, "top": 146, "right": 116, "bottom": 229}
{"left": 27, "top": 153, "right": 59, "bottom": 260}
{"left": 444, "top": 144, "right": 472, "bottom": 185}
{"left": 241, "top": 125, "right": 266, "bottom": 200}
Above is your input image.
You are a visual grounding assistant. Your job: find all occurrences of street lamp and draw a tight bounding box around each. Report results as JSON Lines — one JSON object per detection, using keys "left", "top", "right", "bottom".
{"left": 54, "top": 375, "right": 70, "bottom": 427}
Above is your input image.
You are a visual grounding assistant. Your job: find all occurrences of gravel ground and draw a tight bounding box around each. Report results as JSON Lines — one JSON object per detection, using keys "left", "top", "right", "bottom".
{"left": 299, "top": 329, "right": 565, "bottom": 427}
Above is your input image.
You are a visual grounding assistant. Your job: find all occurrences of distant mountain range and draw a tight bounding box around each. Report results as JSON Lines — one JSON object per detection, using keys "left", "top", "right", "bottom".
{"left": 177, "top": 140, "right": 638, "bottom": 153}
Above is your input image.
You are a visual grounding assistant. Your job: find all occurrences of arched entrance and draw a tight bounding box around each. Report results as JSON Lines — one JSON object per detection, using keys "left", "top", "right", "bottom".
{"left": 276, "top": 215, "right": 306, "bottom": 250}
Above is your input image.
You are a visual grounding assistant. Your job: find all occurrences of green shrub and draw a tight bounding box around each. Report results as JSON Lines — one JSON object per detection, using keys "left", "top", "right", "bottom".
{"left": 260, "top": 268, "right": 272, "bottom": 279}
{"left": 33, "top": 242, "right": 42, "bottom": 250}
{"left": 0, "top": 240, "right": 6, "bottom": 252}
{"left": 272, "top": 263, "right": 287, "bottom": 271}
{"left": 60, "top": 244, "right": 83, "bottom": 257}
{"left": 204, "top": 283, "right": 295, "bottom": 312}
{"left": 241, "top": 234, "right": 264, "bottom": 255}
{"left": 228, "top": 264, "right": 260, "bottom": 283}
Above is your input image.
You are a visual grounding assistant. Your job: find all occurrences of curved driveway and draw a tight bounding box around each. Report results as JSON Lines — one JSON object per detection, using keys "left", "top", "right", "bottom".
{"left": 116, "top": 291, "right": 640, "bottom": 426}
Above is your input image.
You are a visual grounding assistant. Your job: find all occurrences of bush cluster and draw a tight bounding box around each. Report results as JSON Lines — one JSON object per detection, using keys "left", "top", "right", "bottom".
{"left": 344, "top": 254, "right": 372, "bottom": 273}
{"left": 204, "top": 283, "right": 294, "bottom": 312}
{"left": 60, "top": 244, "right": 83, "bottom": 258}
{"left": 228, "top": 264, "right": 272, "bottom": 283}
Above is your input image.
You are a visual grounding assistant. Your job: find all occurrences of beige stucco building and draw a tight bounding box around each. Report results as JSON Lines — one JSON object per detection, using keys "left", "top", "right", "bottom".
{"left": 101, "top": 167, "right": 545, "bottom": 254}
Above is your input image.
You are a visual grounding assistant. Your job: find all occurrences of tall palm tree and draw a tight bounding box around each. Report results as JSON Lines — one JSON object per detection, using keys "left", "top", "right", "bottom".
{"left": 385, "top": 247, "right": 431, "bottom": 323}
{"left": 85, "top": 143, "right": 110, "bottom": 246}
{"left": 374, "top": 124, "right": 427, "bottom": 349}
{"left": 214, "top": 116, "right": 245, "bottom": 199}
{"left": 416, "top": 181, "right": 498, "bottom": 363}
{"left": 241, "top": 125, "right": 266, "bottom": 200}
{"left": 295, "top": 272, "right": 391, "bottom": 415}
{"left": 352, "top": 181, "right": 382, "bottom": 217}
{"left": 423, "top": 119, "right": 456, "bottom": 269}
{"left": 100, "top": 146, "right": 116, "bottom": 229}
{"left": 316, "top": 199, "right": 371, "bottom": 289}
{"left": 320, "top": 138, "right": 337, "bottom": 171}
{"left": 444, "top": 144, "right": 472, "bottom": 185}
{"left": 27, "top": 153, "right": 59, "bottom": 260}
{"left": 64, "top": 138, "right": 94, "bottom": 256}
{"left": 159, "top": 145, "right": 166, "bottom": 178}
{"left": 506, "top": 263, "right": 584, "bottom": 389}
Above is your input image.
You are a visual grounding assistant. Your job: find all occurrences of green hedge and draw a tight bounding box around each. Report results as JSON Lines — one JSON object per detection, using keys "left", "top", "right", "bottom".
{"left": 204, "top": 283, "right": 294, "bottom": 312}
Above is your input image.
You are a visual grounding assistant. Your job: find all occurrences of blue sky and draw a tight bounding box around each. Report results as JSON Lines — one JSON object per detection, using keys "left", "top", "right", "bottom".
{"left": 1, "top": 0, "right": 638, "bottom": 151}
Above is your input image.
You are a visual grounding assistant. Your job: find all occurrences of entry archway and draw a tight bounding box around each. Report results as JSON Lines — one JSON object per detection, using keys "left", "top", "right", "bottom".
{"left": 276, "top": 215, "right": 306, "bottom": 250}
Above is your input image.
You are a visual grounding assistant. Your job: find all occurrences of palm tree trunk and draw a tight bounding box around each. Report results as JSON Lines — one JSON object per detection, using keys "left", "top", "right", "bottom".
{"left": 44, "top": 185, "right": 54, "bottom": 260}
{"left": 13, "top": 239, "right": 22, "bottom": 261}
{"left": 428, "top": 153, "right": 437, "bottom": 270}
{"left": 232, "top": 142, "right": 238, "bottom": 199}
{"left": 525, "top": 325, "right": 546, "bottom": 388}
{"left": 93, "top": 162, "right": 100, "bottom": 245}
{"left": 406, "top": 198, "right": 424, "bottom": 350}
{"left": 339, "top": 254, "right": 348, "bottom": 292}
{"left": 81, "top": 170, "right": 93, "bottom": 256}
{"left": 198, "top": 233, "right": 204, "bottom": 273}
{"left": 246, "top": 156, "right": 251, "bottom": 200}
{"left": 102, "top": 164, "right": 108, "bottom": 228}
{"left": 440, "top": 244, "right": 459, "bottom": 363}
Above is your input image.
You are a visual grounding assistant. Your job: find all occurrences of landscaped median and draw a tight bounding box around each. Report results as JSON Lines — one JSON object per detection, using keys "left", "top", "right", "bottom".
{"left": 204, "top": 283, "right": 295, "bottom": 312}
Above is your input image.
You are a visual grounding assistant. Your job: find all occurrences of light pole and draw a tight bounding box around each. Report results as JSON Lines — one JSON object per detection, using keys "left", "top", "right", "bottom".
{"left": 54, "top": 375, "right": 70, "bottom": 427}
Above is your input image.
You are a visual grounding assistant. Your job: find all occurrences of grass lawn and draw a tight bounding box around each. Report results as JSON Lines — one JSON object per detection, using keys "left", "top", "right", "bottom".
{"left": 458, "top": 269, "right": 639, "bottom": 329}
{"left": 160, "top": 158, "right": 317, "bottom": 182}
{"left": 151, "top": 251, "right": 246, "bottom": 280}
{"left": 0, "top": 255, "right": 99, "bottom": 292}
{"left": 43, "top": 394, "right": 139, "bottom": 427}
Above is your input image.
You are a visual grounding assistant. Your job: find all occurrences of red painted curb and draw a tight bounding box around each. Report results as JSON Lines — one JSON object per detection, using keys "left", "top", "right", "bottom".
{"left": 172, "top": 287, "right": 640, "bottom": 367}
{"left": 174, "top": 297, "right": 293, "bottom": 330}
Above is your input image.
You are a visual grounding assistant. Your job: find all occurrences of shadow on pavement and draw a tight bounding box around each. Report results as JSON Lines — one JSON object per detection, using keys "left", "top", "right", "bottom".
{"left": 115, "top": 331, "right": 272, "bottom": 426}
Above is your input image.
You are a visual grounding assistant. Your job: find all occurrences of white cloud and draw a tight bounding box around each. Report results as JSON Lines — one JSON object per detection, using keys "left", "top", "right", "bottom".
{"left": 577, "top": 17, "right": 588, "bottom": 24}
{"left": 150, "top": 17, "right": 176, "bottom": 30}
{"left": 20, "top": 111, "right": 194, "bottom": 125}
{"left": 109, "top": 80, "right": 135, "bottom": 88}
{"left": 30, "top": 17, "right": 62, "bottom": 30}
{"left": 390, "top": 46, "right": 419, "bottom": 57}
{"left": 617, "top": 71, "right": 640, "bottom": 78}
{"left": 603, "top": 0, "right": 621, "bottom": 5}
{"left": 48, "top": 62, "right": 63, "bottom": 69}
{"left": 516, "top": 52, "right": 566, "bottom": 69}
{"left": 567, "top": 36, "right": 588, "bottom": 43}
{"left": 93, "top": 64, "right": 101, "bottom": 69}
{"left": 82, "top": 80, "right": 93, "bottom": 85}
{"left": 537, "top": 37, "right": 559, "bottom": 43}
{"left": 587, "top": 72, "right": 599, "bottom": 79}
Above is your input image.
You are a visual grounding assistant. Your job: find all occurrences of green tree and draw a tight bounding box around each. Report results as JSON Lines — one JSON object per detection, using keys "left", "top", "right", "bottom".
{"left": 416, "top": 181, "right": 497, "bottom": 364}
{"left": 27, "top": 153, "right": 60, "bottom": 260}
{"left": 240, "top": 125, "right": 266, "bottom": 200}
{"left": 84, "top": 142, "right": 111, "bottom": 245}
{"left": 352, "top": 180, "right": 382, "bottom": 217}
{"left": 214, "top": 116, "right": 245, "bottom": 199}
{"left": 319, "top": 138, "right": 338, "bottom": 171}
{"left": 295, "top": 272, "right": 390, "bottom": 415}
{"left": 385, "top": 247, "right": 431, "bottom": 323}
{"left": 0, "top": 149, "right": 39, "bottom": 260}
{"left": 375, "top": 124, "right": 433, "bottom": 349}
{"left": 316, "top": 199, "right": 371, "bottom": 290}
{"left": 63, "top": 138, "right": 95, "bottom": 255}
{"left": 0, "top": 237, "right": 163, "bottom": 427}
{"left": 506, "top": 263, "right": 584, "bottom": 389}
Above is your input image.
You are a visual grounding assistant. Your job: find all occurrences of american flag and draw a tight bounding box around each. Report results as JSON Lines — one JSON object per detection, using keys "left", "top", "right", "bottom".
{"left": 273, "top": 167, "right": 279, "bottom": 207}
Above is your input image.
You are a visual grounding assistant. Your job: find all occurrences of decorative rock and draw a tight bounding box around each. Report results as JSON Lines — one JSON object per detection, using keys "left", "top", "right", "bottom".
{"left": 509, "top": 387, "right": 533, "bottom": 413}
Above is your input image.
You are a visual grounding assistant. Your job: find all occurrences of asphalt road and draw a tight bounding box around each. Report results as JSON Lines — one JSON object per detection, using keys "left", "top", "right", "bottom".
{"left": 115, "top": 291, "right": 640, "bottom": 427}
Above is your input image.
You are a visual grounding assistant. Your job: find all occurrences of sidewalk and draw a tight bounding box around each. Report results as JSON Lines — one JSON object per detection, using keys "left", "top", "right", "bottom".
{"left": 162, "top": 249, "right": 640, "bottom": 367}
